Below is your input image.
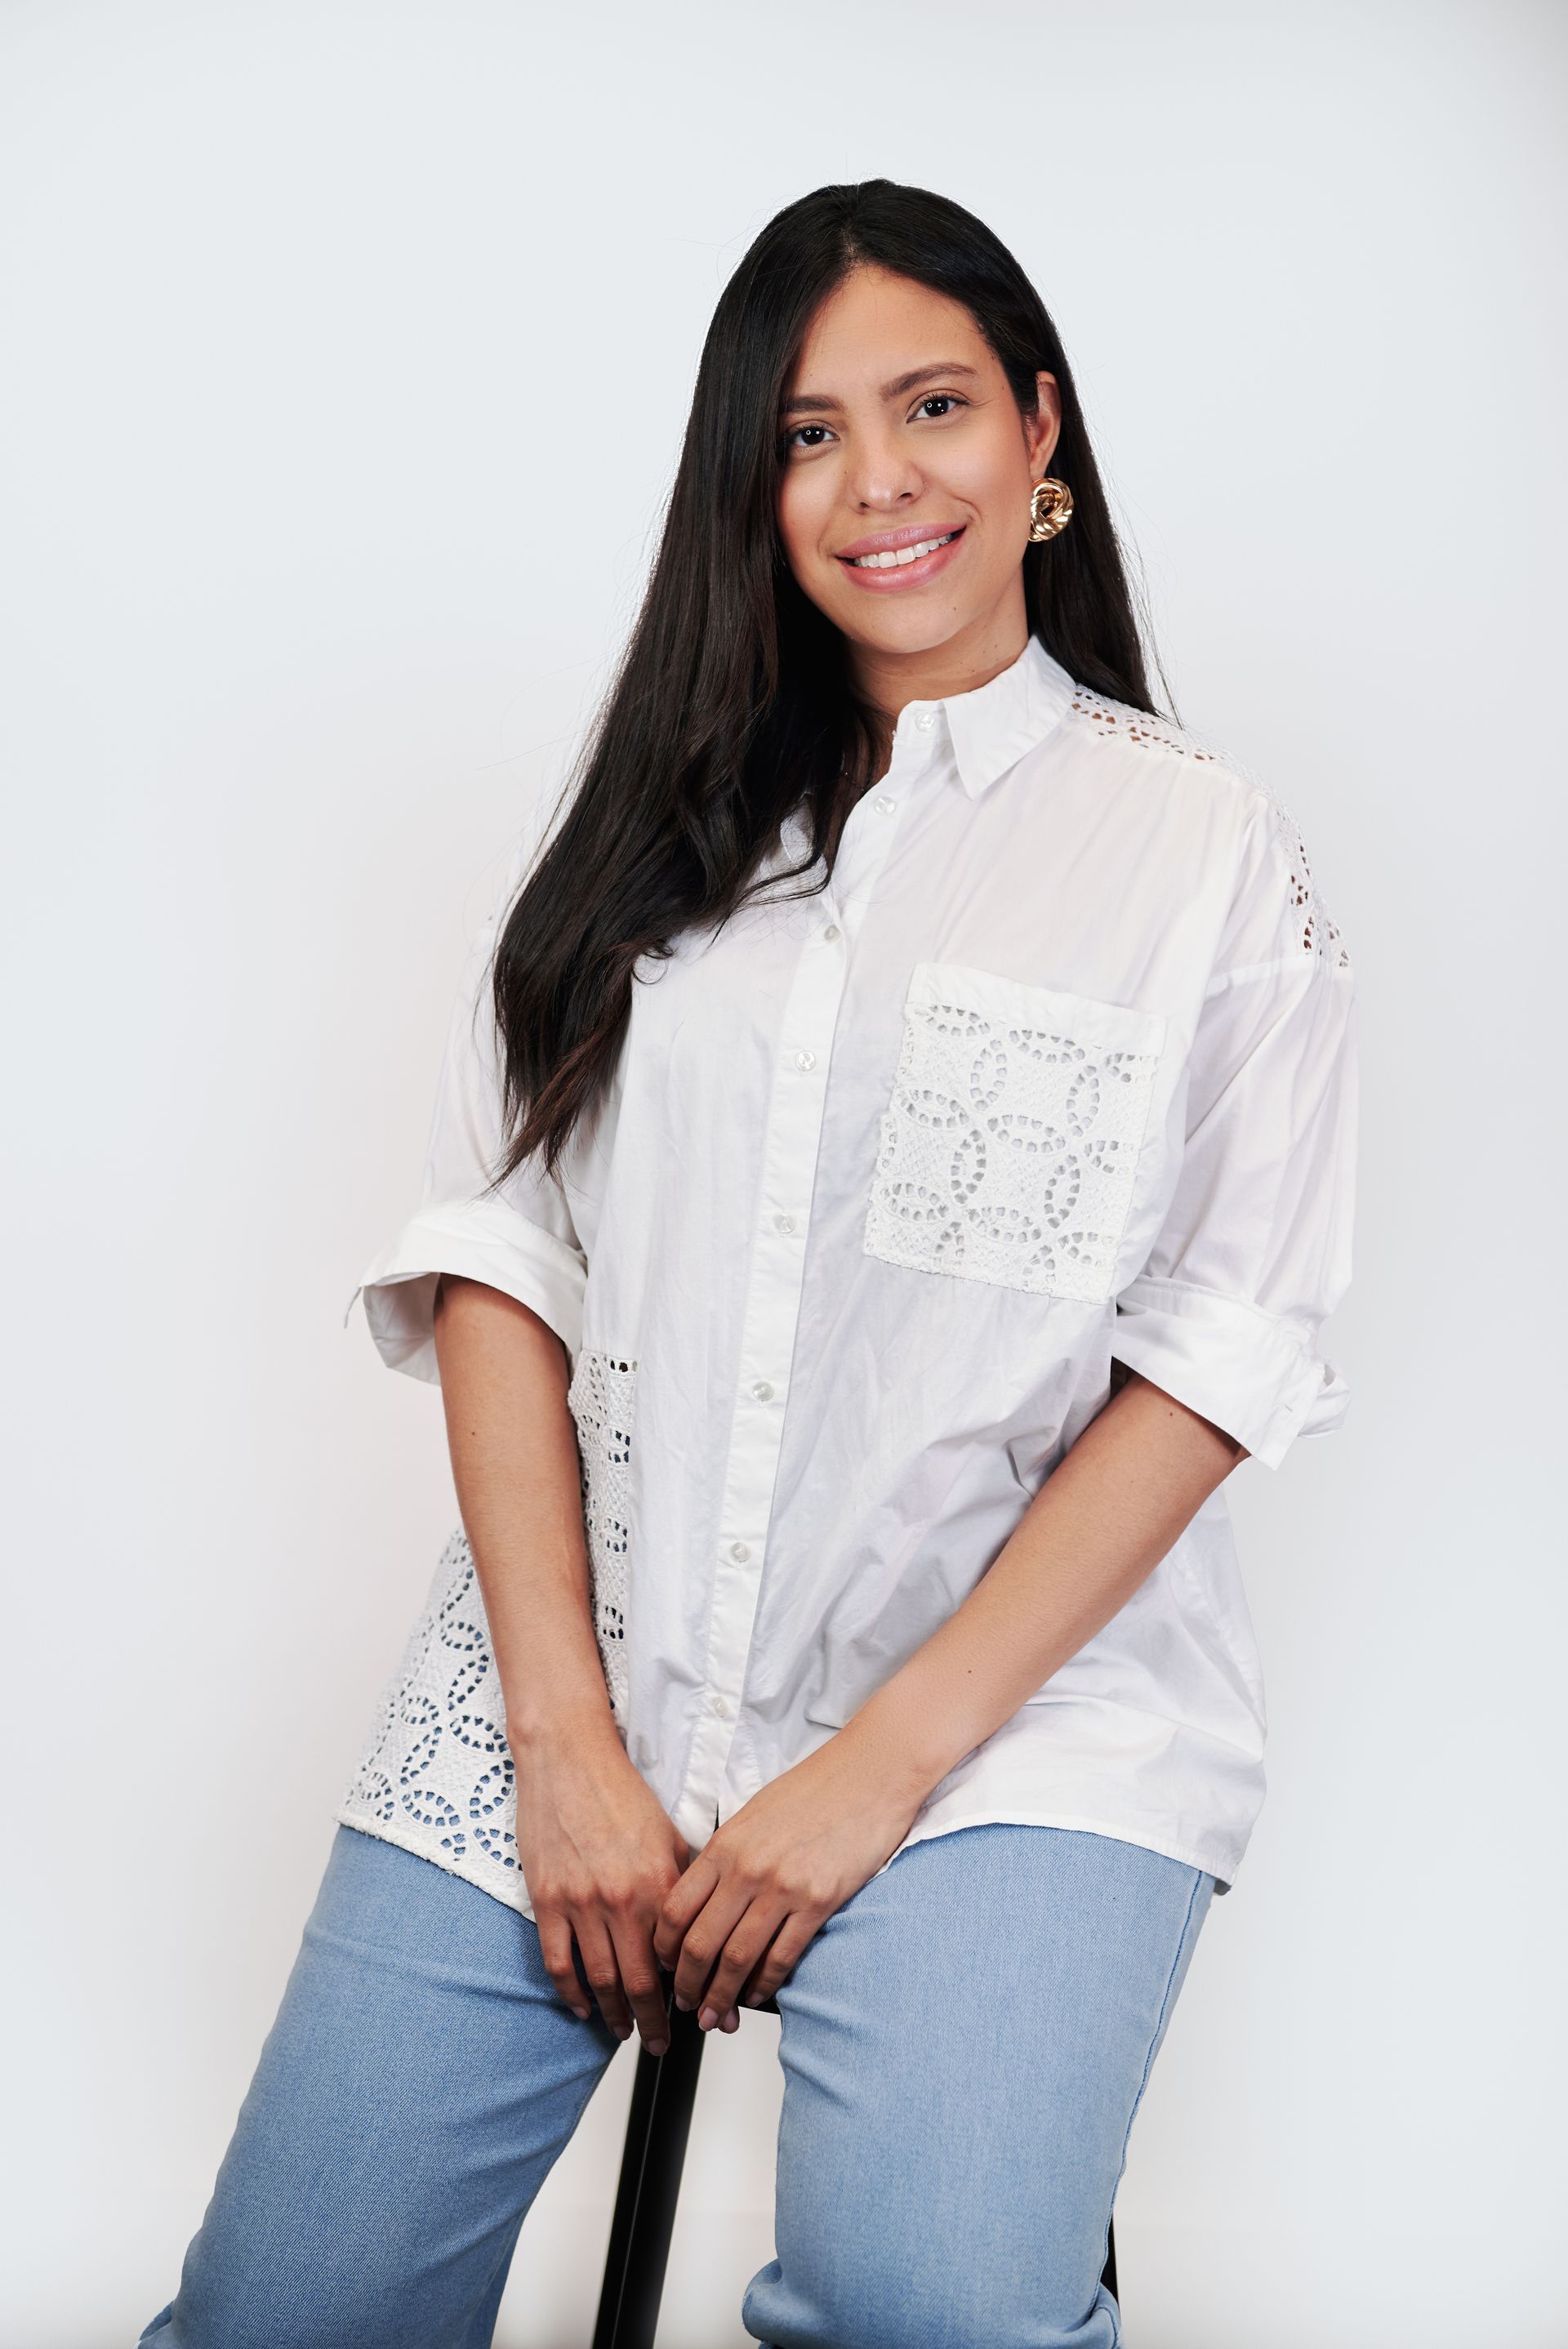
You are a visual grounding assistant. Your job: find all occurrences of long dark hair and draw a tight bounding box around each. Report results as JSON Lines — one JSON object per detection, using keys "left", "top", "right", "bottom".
{"left": 492, "top": 178, "right": 1165, "bottom": 1182}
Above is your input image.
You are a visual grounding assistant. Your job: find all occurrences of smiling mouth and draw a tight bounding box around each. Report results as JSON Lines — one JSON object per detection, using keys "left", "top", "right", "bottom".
{"left": 842, "top": 530, "right": 962, "bottom": 570}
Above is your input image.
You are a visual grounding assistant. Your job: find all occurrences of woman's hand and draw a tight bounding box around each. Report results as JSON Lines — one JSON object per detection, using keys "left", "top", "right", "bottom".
{"left": 512, "top": 1708, "right": 692, "bottom": 2057}
{"left": 652, "top": 1721, "right": 928, "bottom": 2028}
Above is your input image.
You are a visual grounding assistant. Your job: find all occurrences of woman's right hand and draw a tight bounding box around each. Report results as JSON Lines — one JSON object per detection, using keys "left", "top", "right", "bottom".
{"left": 512, "top": 1710, "right": 693, "bottom": 2056}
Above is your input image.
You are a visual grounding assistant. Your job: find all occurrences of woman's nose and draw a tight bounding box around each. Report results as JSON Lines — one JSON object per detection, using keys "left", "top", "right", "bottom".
{"left": 845, "top": 434, "right": 924, "bottom": 512}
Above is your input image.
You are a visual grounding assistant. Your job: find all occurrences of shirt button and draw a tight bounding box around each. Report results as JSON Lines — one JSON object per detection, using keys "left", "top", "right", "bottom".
{"left": 749, "top": 1380, "right": 773, "bottom": 1402}
{"left": 774, "top": 1212, "right": 796, "bottom": 1235}
{"left": 710, "top": 1694, "right": 729, "bottom": 1718}
{"left": 915, "top": 711, "right": 936, "bottom": 732}
{"left": 795, "top": 1049, "right": 817, "bottom": 1072}
{"left": 822, "top": 923, "right": 840, "bottom": 943}
{"left": 728, "top": 1539, "right": 752, "bottom": 1562}
{"left": 875, "top": 793, "right": 896, "bottom": 815}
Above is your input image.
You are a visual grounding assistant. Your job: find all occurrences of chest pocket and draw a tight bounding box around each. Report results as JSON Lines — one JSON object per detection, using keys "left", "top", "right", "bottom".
{"left": 862, "top": 961, "right": 1166, "bottom": 1305}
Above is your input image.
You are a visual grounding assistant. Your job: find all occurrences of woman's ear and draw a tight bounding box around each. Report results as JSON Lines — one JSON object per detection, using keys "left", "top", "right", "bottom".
{"left": 1026, "top": 370, "right": 1062, "bottom": 474}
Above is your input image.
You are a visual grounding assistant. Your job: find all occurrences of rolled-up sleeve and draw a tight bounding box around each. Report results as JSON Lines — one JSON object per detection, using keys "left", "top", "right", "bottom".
{"left": 1112, "top": 793, "right": 1359, "bottom": 1471}
{"left": 345, "top": 805, "right": 586, "bottom": 1382}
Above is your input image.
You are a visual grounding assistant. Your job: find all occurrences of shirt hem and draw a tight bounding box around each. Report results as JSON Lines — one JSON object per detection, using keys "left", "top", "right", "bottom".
{"left": 891, "top": 1804, "right": 1238, "bottom": 1897}
{"left": 336, "top": 1795, "right": 1238, "bottom": 1919}
{"left": 333, "top": 1805, "right": 539, "bottom": 1923}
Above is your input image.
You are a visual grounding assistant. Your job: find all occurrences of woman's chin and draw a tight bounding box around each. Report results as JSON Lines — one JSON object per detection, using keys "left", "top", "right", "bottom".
{"left": 831, "top": 595, "right": 976, "bottom": 662}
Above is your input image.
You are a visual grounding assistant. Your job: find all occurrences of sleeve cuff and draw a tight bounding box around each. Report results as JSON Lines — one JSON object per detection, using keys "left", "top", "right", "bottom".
{"left": 344, "top": 1195, "right": 587, "bottom": 1384}
{"left": 1111, "top": 1274, "right": 1348, "bottom": 1471}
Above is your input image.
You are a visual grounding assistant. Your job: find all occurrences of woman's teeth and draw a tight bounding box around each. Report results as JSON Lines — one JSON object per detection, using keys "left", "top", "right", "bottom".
{"left": 848, "top": 532, "right": 958, "bottom": 569}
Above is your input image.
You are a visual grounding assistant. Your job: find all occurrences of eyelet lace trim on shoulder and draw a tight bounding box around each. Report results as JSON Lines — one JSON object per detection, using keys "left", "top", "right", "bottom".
{"left": 1269, "top": 800, "right": 1352, "bottom": 969}
{"left": 1070, "top": 684, "right": 1224, "bottom": 764}
{"left": 1068, "top": 684, "right": 1352, "bottom": 973}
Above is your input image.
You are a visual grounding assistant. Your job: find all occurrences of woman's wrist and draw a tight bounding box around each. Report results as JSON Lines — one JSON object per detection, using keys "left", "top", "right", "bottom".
{"left": 505, "top": 1678, "right": 622, "bottom": 1758}
{"left": 832, "top": 1678, "right": 967, "bottom": 1813}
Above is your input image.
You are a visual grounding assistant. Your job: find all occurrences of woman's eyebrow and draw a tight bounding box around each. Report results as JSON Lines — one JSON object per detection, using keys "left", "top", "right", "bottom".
{"left": 780, "top": 361, "right": 982, "bottom": 417}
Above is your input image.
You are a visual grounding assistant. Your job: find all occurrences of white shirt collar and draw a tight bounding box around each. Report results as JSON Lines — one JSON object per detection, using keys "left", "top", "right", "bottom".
{"left": 889, "top": 633, "right": 1077, "bottom": 800}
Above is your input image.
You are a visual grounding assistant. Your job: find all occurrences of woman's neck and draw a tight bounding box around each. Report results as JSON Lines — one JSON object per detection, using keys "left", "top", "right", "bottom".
{"left": 849, "top": 588, "right": 1031, "bottom": 740}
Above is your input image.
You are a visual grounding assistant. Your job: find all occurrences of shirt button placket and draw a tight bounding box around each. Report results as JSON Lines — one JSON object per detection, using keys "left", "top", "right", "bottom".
{"left": 688, "top": 898, "right": 849, "bottom": 1822}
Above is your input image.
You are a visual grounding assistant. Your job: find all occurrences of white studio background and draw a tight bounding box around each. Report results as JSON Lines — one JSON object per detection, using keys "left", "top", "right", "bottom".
{"left": 3, "top": 3, "right": 1562, "bottom": 2342}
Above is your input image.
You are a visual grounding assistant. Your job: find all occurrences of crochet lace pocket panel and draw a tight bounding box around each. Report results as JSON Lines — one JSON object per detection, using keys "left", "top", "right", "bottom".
{"left": 566, "top": 1348, "right": 638, "bottom": 1718}
{"left": 340, "top": 1527, "right": 519, "bottom": 1882}
{"left": 863, "top": 965, "right": 1163, "bottom": 1305}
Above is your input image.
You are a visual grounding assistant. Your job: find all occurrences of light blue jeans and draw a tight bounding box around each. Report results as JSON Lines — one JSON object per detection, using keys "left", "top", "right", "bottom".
{"left": 139, "top": 1818, "right": 1214, "bottom": 2348}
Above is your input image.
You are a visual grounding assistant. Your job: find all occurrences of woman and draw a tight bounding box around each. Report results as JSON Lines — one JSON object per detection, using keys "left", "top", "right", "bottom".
{"left": 141, "top": 179, "right": 1357, "bottom": 2349}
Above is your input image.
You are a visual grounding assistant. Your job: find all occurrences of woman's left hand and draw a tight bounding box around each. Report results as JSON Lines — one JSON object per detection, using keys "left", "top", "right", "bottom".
{"left": 652, "top": 1721, "right": 929, "bottom": 2027}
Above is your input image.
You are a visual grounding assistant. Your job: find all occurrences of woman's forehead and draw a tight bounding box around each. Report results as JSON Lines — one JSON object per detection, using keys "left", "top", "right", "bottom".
{"left": 786, "top": 267, "right": 992, "bottom": 397}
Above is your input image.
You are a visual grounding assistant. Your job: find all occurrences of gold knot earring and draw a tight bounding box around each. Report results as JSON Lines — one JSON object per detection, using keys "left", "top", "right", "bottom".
{"left": 1028, "top": 478, "right": 1074, "bottom": 542}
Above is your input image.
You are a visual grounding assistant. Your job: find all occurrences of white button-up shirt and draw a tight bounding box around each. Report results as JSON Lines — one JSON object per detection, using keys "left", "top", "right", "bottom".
{"left": 341, "top": 636, "right": 1358, "bottom": 1907}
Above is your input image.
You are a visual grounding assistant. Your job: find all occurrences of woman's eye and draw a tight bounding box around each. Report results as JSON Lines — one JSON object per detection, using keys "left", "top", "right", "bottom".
{"left": 785, "top": 423, "right": 833, "bottom": 451}
{"left": 915, "top": 394, "right": 965, "bottom": 420}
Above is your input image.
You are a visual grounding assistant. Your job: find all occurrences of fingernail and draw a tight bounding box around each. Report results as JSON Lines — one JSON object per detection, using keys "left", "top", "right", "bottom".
{"left": 721, "top": 2008, "right": 740, "bottom": 2033}
{"left": 674, "top": 1994, "right": 693, "bottom": 2012}
{"left": 573, "top": 2007, "right": 592, "bottom": 2022}
{"left": 616, "top": 2022, "right": 632, "bottom": 2040}
{"left": 697, "top": 2004, "right": 717, "bottom": 2030}
{"left": 646, "top": 2036, "right": 668, "bottom": 2058}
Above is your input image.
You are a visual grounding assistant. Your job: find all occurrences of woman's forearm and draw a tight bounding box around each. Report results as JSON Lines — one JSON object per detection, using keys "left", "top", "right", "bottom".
{"left": 432, "top": 1273, "right": 690, "bottom": 2053}
{"left": 431, "top": 1273, "right": 617, "bottom": 1751}
{"left": 840, "top": 1371, "right": 1247, "bottom": 1804}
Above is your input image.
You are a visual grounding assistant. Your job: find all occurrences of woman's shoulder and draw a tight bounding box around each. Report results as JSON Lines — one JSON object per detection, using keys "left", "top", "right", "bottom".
{"left": 1056, "top": 680, "right": 1352, "bottom": 974}
{"left": 1060, "top": 679, "right": 1258, "bottom": 802}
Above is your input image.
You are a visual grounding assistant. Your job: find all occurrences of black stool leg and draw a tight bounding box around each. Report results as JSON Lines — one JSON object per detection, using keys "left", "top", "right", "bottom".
{"left": 1102, "top": 2213, "right": 1118, "bottom": 2302}
{"left": 592, "top": 1982, "right": 706, "bottom": 2349}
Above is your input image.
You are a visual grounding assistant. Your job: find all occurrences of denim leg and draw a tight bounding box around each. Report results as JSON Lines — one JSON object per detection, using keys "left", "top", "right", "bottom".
{"left": 742, "top": 1822, "right": 1214, "bottom": 2349}
{"left": 136, "top": 1823, "right": 619, "bottom": 2349}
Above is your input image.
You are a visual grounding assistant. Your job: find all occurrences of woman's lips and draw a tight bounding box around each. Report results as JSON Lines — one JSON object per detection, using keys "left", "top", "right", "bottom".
{"left": 835, "top": 525, "right": 966, "bottom": 591}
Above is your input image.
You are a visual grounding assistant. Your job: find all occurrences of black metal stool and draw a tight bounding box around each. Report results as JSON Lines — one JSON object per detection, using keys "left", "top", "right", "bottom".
{"left": 591, "top": 1972, "right": 1119, "bottom": 2348}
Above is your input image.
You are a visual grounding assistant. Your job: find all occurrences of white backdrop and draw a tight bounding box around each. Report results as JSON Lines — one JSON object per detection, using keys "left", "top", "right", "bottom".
{"left": 4, "top": 3, "right": 1564, "bottom": 2342}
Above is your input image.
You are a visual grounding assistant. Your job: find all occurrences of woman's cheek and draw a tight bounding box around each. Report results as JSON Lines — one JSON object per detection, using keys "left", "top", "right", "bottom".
{"left": 777, "top": 520, "right": 841, "bottom": 620}
{"left": 777, "top": 479, "right": 831, "bottom": 593}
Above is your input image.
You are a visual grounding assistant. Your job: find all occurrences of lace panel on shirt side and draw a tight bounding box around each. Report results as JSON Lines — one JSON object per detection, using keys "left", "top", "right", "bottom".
{"left": 340, "top": 1527, "right": 519, "bottom": 1880}
{"left": 1069, "top": 684, "right": 1352, "bottom": 973}
{"left": 566, "top": 1348, "right": 637, "bottom": 1718}
{"left": 864, "top": 976, "right": 1160, "bottom": 1304}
